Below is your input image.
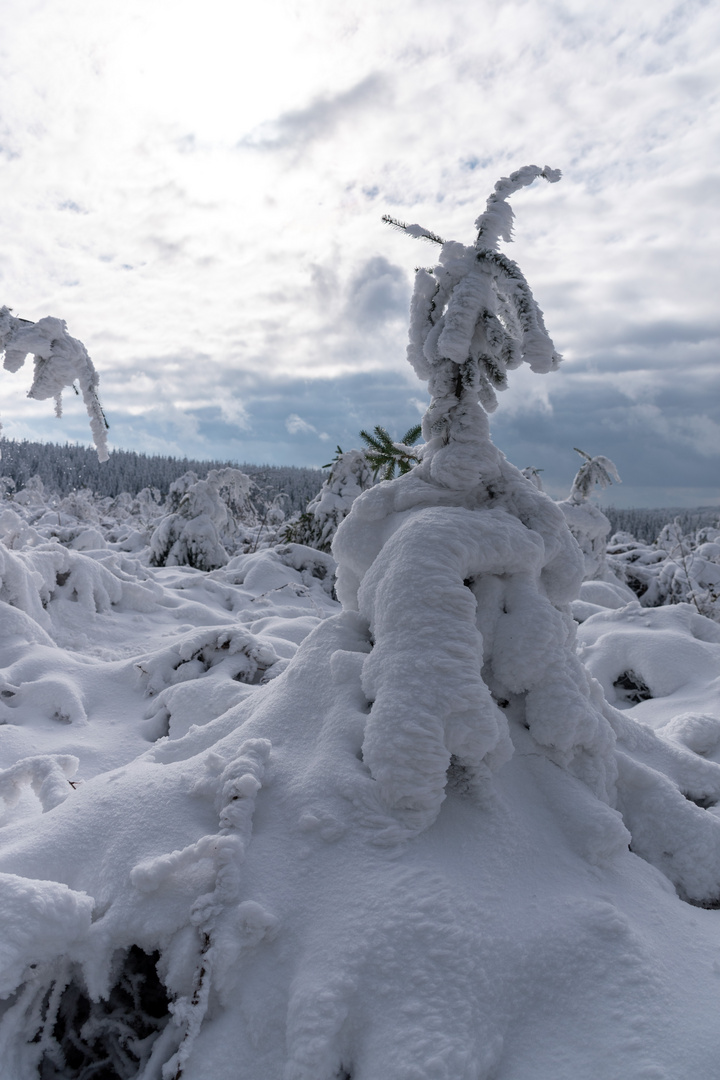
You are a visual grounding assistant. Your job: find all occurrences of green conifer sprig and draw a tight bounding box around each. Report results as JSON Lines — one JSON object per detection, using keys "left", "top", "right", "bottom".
{"left": 381, "top": 215, "right": 445, "bottom": 246}
{"left": 359, "top": 424, "right": 422, "bottom": 480}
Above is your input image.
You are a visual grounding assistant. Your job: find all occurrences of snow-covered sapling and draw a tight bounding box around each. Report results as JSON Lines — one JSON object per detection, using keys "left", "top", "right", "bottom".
{"left": 149, "top": 468, "right": 257, "bottom": 571}
{"left": 282, "top": 448, "right": 373, "bottom": 553}
{"left": 558, "top": 448, "right": 621, "bottom": 581}
{"left": 332, "top": 166, "right": 720, "bottom": 903}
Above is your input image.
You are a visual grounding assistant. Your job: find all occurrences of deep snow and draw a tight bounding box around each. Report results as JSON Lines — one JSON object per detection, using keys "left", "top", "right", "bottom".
{"left": 1, "top": 514, "right": 720, "bottom": 1078}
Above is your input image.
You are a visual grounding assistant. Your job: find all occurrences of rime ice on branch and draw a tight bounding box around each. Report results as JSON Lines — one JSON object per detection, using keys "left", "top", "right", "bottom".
{"left": 0, "top": 307, "right": 108, "bottom": 461}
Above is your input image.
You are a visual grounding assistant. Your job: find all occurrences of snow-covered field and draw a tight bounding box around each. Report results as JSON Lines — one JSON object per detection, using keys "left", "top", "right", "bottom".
{"left": 1, "top": 464, "right": 720, "bottom": 1080}
{"left": 2, "top": 166, "right": 720, "bottom": 1080}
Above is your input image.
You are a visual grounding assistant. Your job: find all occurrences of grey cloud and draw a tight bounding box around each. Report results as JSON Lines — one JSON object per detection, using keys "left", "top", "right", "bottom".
{"left": 240, "top": 74, "right": 391, "bottom": 152}
{"left": 602, "top": 319, "right": 720, "bottom": 350}
{"left": 11, "top": 354, "right": 720, "bottom": 509}
{"left": 345, "top": 255, "right": 410, "bottom": 327}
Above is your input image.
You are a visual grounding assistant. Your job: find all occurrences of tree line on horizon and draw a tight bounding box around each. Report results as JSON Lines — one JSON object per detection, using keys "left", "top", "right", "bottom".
{"left": 0, "top": 437, "right": 323, "bottom": 513}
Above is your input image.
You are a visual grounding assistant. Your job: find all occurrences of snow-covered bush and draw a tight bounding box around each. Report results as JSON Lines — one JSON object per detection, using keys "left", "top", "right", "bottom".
{"left": 609, "top": 518, "right": 720, "bottom": 621}
{"left": 149, "top": 468, "right": 257, "bottom": 571}
{"left": 282, "top": 448, "right": 373, "bottom": 552}
{"left": 0, "top": 308, "right": 108, "bottom": 460}
{"left": 136, "top": 625, "right": 283, "bottom": 740}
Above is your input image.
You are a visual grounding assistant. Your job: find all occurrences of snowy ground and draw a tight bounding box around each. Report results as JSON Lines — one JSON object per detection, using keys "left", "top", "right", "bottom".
{"left": 1, "top": 489, "right": 720, "bottom": 1080}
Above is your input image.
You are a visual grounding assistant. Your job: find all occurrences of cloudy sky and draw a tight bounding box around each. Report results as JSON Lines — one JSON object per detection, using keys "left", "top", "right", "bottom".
{"left": 1, "top": 0, "right": 719, "bottom": 507}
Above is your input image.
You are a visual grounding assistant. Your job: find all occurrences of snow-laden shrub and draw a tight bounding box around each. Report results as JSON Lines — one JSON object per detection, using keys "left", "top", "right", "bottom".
{"left": 0, "top": 541, "right": 163, "bottom": 632}
{"left": 56, "top": 489, "right": 101, "bottom": 525}
{"left": 12, "top": 476, "right": 49, "bottom": 512}
{"left": 282, "top": 449, "right": 373, "bottom": 553}
{"left": 608, "top": 520, "right": 720, "bottom": 621}
{"left": 0, "top": 755, "right": 79, "bottom": 812}
{"left": 653, "top": 520, "right": 720, "bottom": 619}
{"left": 136, "top": 626, "right": 282, "bottom": 740}
{"left": 149, "top": 469, "right": 257, "bottom": 570}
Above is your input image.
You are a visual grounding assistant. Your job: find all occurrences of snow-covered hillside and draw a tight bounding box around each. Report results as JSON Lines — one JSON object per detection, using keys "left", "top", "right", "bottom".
{"left": 2, "top": 168, "right": 720, "bottom": 1080}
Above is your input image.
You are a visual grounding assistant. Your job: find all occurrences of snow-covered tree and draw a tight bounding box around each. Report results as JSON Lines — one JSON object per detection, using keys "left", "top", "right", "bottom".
{"left": 282, "top": 448, "right": 373, "bottom": 553}
{"left": 0, "top": 308, "right": 108, "bottom": 461}
{"left": 558, "top": 448, "right": 621, "bottom": 581}
{"left": 331, "top": 167, "right": 720, "bottom": 882}
{"left": 149, "top": 468, "right": 257, "bottom": 571}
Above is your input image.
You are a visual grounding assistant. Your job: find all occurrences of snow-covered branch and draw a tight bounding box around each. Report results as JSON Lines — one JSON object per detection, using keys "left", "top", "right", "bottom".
{"left": 0, "top": 307, "right": 108, "bottom": 461}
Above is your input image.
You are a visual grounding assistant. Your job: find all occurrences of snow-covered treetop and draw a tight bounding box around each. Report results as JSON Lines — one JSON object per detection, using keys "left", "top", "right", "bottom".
{"left": 387, "top": 164, "right": 562, "bottom": 415}
{"left": 474, "top": 164, "right": 562, "bottom": 248}
{"left": 0, "top": 307, "right": 108, "bottom": 461}
{"left": 381, "top": 165, "right": 562, "bottom": 491}
{"left": 568, "top": 448, "right": 620, "bottom": 504}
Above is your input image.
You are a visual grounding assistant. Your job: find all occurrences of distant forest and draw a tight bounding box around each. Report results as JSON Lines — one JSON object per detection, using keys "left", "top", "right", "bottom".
{"left": 0, "top": 438, "right": 324, "bottom": 513}
{"left": 1, "top": 438, "right": 717, "bottom": 540}
{"left": 604, "top": 506, "right": 720, "bottom": 543}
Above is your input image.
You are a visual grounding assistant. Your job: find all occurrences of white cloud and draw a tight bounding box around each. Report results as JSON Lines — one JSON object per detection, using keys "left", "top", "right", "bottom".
{"left": 285, "top": 414, "right": 317, "bottom": 436}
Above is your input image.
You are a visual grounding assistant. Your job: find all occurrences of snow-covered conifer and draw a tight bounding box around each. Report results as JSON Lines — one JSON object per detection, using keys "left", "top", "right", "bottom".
{"left": 282, "top": 448, "right": 373, "bottom": 553}
{"left": 149, "top": 469, "right": 258, "bottom": 571}
{"left": 558, "top": 448, "right": 621, "bottom": 581}
{"left": 330, "top": 167, "right": 720, "bottom": 882}
{"left": 0, "top": 308, "right": 108, "bottom": 461}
